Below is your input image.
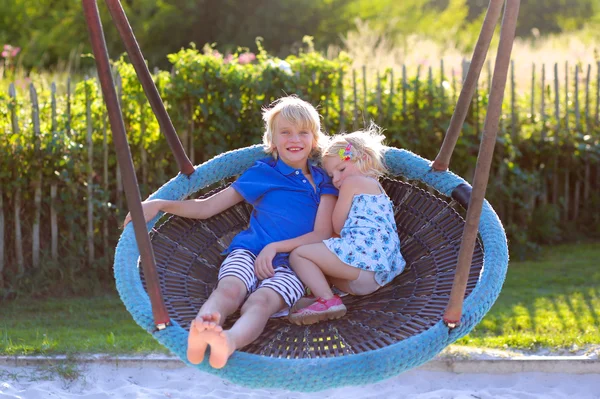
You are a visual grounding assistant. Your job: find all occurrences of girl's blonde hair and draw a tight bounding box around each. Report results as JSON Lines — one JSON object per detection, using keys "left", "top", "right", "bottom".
{"left": 262, "top": 96, "right": 328, "bottom": 159}
{"left": 323, "top": 123, "right": 387, "bottom": 177}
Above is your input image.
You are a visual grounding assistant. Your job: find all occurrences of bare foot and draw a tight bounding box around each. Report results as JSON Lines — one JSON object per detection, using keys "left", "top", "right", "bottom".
{"left": 205, "top": 329, "right": 235, "bottom": 369}
{"left": 187, "top": 312, "right": 222, "bottom": 365}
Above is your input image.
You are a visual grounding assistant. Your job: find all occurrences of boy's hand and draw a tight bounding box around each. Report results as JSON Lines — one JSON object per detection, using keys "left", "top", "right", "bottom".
{"left": 123, "top": 200, "right": 163, "bottom": 228}
{"left": 255, "top": 243, "right": 276, "bottom": 280}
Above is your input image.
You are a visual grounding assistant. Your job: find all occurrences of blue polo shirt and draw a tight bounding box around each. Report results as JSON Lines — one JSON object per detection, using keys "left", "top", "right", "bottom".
{"left": 227, "top": 157, "right": 338, "bottom": 255}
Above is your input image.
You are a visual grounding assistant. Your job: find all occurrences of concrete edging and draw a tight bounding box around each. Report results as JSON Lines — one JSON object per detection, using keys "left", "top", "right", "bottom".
{"left": 1, "top": 355, "right": 599, "bottom": 374}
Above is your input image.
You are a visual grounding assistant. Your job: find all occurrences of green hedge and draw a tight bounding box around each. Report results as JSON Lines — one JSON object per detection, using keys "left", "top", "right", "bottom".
{"left": 0, "top": 45, "right": 598, "bottom": 296}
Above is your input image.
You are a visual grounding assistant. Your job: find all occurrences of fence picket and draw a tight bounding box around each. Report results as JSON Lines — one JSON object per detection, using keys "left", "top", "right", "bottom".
{"left": 116, "top": 73, "right": 124, "bottom": 212}
{"left": 352, "top": 69, "right": 358, "bottom": 130}
{"left": 85, "top": 78, "right": 95, "bottom": 264}
{"left": 388, "top": 69, "right": 395, "bottom": 121}
{"left": 51, "top": 83, "right": 58, "bottom": 261}
{"left": 103, "top": 112, "right": 109, "bottom": 254}
{"left": 511, "top": 60, "right": 516, "bottom": 142}
{"left": 553, "top": 63, "right": 560, "bottom": 206}
{"left": 541, "top": 64, "right": 546, "bottom": 141}
{"left": 0, "top": 190, "right": 4, "bottom": 286}
{"left": 402, "top": 65, "right": 407, "bottom": 114}
{"left": 376, "top": 70, "right": 382, "bottom": 124}
{"left": 30, "top": 84, "right": 42, "bottom": 268}
{"left": 530, "top": 63, "right": 535, "bottom": 120}
{"left": 339, "top": 69, "right": 345, "bottom": 131}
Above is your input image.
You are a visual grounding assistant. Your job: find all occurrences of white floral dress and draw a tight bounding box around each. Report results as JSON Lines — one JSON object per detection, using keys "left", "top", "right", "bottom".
{"left": 324, "top": 189, "right": 406, "bottom": 286}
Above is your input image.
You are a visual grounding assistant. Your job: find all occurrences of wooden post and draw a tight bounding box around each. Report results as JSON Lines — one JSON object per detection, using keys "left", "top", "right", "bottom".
{"left": 51, "top": 83, "right": 58, "bottom": 261}
{"left": 86, "top": 78, "right": 95, "bottom": 264}
{"left": 30, "top": 84, "right": 42, "bottom": 268}
{"left": 444, "top": 0, "right": 520, "bottom": 326}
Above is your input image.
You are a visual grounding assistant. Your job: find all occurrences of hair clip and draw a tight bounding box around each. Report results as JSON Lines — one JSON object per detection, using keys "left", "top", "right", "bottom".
{"left": 338, "top": 143, "right": 353, "bottom": 161}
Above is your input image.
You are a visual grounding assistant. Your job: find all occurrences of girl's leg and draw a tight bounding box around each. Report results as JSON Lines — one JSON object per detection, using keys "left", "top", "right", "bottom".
{"left": 290, "top": 243, "right": 360, "bottom": 300}
{"left": 203, "top": 287, "right": 285, "bottom": 369}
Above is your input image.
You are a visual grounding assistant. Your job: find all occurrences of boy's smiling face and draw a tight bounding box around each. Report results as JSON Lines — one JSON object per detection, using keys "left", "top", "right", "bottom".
{"left": 271, "top": 115, "right": 316, "bottom": 172}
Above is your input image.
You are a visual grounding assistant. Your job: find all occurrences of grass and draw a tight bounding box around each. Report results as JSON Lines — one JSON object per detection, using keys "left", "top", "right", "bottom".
{"left": 0, "top": 295, "right": 164, "bottom": 355}
{"left": 0, "top": 242, "right": 598, "bottom": 356}
{"left": 456, "top": 241, "right": 600, "bottom": 350}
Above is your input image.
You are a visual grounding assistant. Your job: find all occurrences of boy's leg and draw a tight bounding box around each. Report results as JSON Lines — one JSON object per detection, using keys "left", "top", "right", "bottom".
{"left": 187, "top": 276, "right": 247, "bottom": 364}
{"left": 205, "top": 255, "right": 305, "bottom": 369}
{"left": 290, "top": 243, "right": 360, "bottom": 299}
{"left": 204, "top": 287, "right": 286, "bottom": 369}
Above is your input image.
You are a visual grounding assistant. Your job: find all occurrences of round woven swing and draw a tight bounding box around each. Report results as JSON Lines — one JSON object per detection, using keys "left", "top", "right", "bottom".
{"left": 84, "top": 0, "right": 517, "bottom": 392}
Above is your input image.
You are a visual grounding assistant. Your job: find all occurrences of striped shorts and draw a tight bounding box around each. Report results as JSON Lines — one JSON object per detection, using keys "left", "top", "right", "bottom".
{"left": 218, "top": 249, "right": 305, "bottom": 309}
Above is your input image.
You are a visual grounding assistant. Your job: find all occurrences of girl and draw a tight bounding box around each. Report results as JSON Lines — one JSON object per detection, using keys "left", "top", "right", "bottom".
{"left": 124, "top": 96, "right": 338, "bottom": 368}
{"left": 288, "top": 124, "right": 406, "bottom": 325}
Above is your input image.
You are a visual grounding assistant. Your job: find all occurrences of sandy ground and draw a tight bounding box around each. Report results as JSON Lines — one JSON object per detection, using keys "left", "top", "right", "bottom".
{"left": 1, "top": 363, "right": 600, "bottom": 399}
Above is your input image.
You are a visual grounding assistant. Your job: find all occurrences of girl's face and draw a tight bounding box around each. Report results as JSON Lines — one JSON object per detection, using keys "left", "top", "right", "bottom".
{"left": 271, "top": 116, "right": 316, "bottom": 171}
{"left": 322, "top": 155, "right": 362, "bottom": 189}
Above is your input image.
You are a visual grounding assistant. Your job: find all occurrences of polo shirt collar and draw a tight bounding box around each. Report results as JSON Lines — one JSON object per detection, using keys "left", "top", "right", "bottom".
{"left": 274, "top": 158, "right": 303, "bottom": 175}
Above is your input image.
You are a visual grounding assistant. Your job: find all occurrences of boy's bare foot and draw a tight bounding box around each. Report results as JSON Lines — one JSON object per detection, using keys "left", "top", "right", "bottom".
{"left": 187, "top": 312, "right": 222, "bottom": 365}
{"left": 205, "top": 330, "right": 235, "bottom": 369}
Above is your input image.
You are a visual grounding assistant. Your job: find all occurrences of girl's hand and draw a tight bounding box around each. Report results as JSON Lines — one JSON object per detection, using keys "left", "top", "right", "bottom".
{"left": 255, "top": 243, "right": 277, "bottom": 280}
{"left": 123, "top": 200, "right": 163, "bottom": 228}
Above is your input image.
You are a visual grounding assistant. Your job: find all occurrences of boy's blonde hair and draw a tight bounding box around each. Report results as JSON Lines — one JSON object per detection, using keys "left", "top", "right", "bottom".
{"left": 262, "top": 96, "right": 327, "bottom": 159}
{"left": 323, "top": 123, "right": 387, "bottom": 177}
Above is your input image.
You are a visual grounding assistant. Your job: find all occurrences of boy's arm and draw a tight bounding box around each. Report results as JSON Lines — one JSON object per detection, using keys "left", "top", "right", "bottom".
{"left": 270, "top": 194, "right": 337, "bottom": 252}
{"left": 123, "top": 186, "right": 244, "bottom": 226}
{"left": 254, "top": 194, "right": 336, "bottom": 280}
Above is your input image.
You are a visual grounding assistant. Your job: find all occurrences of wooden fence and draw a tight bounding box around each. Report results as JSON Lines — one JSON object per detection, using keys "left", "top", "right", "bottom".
{"left": 0, "top": 59, "right": 598, "bottom": 290}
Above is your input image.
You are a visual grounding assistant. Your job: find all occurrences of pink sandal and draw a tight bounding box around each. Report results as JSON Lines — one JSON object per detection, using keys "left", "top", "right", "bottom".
{"left": 289, "top": 295, "right": 347, "bottom": 325}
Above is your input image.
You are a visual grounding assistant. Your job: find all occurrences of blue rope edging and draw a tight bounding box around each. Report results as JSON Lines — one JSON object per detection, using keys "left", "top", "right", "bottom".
{"left": 114, "top": 145, "right": 509, "bottom": 392}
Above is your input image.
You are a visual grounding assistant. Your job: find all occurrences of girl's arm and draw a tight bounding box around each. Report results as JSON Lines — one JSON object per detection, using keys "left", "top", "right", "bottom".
{"left": 123, "top": 186, "right": 244, "bottom": 226}
{"left": 254, "top": 194, "right": 336, "bottom": 279}
{"left": 332, "top": 175, "right": 380, "bottom": 234}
